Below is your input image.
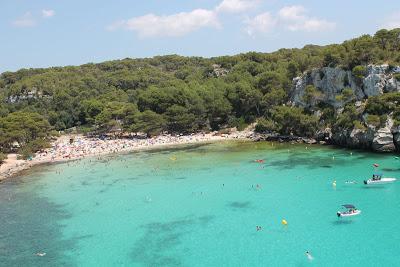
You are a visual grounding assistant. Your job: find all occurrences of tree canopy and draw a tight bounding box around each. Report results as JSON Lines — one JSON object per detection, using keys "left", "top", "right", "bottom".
{"left": 1, "top": 28, "right": 400, "bottom": 156}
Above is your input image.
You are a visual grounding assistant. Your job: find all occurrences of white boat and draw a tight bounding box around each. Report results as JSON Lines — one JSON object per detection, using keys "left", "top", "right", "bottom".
{"left": 364, "top": 174, "right": 397, "bottom": 185}
{"left": 337, "top": 204, "right": 361, "bottom": 217}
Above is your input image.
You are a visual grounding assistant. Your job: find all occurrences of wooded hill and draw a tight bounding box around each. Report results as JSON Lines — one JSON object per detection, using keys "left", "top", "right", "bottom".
{"left": 1, "top": 28, "right": 400, "bottom": 158}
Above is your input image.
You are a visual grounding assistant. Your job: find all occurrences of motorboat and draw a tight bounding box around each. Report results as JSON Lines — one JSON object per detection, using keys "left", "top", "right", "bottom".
{"left": 364, "top": 173, "right": 397, "bottom": 185}
{"left": 337, "top": 204, "right": 361, "bottom": 217}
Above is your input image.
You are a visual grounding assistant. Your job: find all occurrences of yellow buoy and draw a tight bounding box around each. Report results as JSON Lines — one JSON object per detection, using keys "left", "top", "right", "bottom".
{"left": 170, "top": 156, "right": 177, "bottom": 161}
{"left": 282, "top": 219, "right": 288, "bottom": 225}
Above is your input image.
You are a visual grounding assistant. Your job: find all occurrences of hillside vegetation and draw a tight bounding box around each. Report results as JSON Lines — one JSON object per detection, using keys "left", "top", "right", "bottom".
{"left": 1, "top": 28, "right": 400, "bottom": 156}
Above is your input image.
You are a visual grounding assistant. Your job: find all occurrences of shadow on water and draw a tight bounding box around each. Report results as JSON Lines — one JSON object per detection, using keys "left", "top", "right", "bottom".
{"left": 332, "top": 220, "right": 353, "bottom": 225}
{"left": 381, "top": 168, "right": 400, "bottom": 172}
{"left": 130, "top": 215, "right": 215, "bottom": 266}
{"left": 0, "top": 179, "right": 78, "bottom": 267}
{"left": 360, "top": 186, "right": 386, "bottom": 190}
{"left": 228, "top": 201, "right": 252, "bottom": 210}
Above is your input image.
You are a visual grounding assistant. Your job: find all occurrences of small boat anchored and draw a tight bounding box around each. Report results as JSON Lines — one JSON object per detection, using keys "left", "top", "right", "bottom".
{"left": 364, "top": 173, "right": 397, "bottom": 185}
{"left": 337, "top": 204, "right": 361, "bottom": 217}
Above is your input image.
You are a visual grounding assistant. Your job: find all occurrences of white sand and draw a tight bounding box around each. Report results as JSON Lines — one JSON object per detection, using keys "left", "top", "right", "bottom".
{"left": 0, "top": 130, "right": 252, "bottom": 181}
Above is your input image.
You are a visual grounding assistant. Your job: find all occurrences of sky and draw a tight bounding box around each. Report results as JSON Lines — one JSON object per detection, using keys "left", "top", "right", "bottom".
{"left": 1, "top": 0, "right": 400, "bottom": 73}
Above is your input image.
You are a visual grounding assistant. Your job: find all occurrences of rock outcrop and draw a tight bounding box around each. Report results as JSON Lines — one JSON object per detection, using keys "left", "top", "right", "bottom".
{"left": 331, "top": 128, "right": 375, "bottom": 150}
{"left": 392, "top": 126, "right": 400, "bottom": 150}
{"left": 291, "top": 65, "right": 400, "bottom": 108}
{"left": 290, "top": 65, "right": 400, "bottom": 152}
{"left": 371, "top": 117, "right": 396, "bottom": 152}
{"left": 329, "top": 117, "right": 398, "bottom": 152}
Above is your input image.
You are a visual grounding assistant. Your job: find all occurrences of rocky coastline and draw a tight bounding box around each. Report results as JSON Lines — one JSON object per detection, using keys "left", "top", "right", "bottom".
{"left": 250, "top": 129, "right": 400, "bottom": 153}
{"left": 288, "top": 64, "right": 400, "bottom": 153}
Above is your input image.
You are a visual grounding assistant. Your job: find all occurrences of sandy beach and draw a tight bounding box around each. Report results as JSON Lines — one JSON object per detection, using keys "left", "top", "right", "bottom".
{"left": 0, "top": 130, "right": 252, "bottom": 181}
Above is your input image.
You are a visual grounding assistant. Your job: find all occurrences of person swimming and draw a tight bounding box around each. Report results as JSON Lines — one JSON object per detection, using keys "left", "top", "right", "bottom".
{"left": 36, "top": 252, "right": 46, "bottom": 257}
{"left": 345, "top": 180, "right": 357, "bottom": 184}
{"left": 305, "top": 251, "right": 314, "bottom": 261}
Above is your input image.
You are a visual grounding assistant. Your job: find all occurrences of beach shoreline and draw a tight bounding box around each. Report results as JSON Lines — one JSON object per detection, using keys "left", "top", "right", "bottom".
{"left": 0, "top": 130, "right": 252, "bottom": 182}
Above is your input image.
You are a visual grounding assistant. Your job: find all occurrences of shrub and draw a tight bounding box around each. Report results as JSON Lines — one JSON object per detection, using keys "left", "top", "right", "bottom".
{"left": 352, "top": 65, "right": 367, "bottom": 80}
{"left": 342, "top": 88, "right": 355, "bottom": 101}
{"left": 394, "top": 73, "right": 400, "bottom": 82}
{"left": 302, "top": 85, "right": 322, "bottom": 107}
{"left": 17, "top": 139, "right": 51, "bottom": 160}
{"left": 271, "top": 106, "right": 319, "bottom": 137}
{"left": 228, "top": 117, "right": 248, "bottom": 131}
{"left": 229, "top": 117, "right": 248, "bottom": 131}
{"left": 335, "top": 95, "right": 344, "bottom": 102}
{"left": 366, "top": 114, "right": 380, "bottom": 127}
{"left": 353, "top": 120, "right": 366, "bottom": 130}
{"left": 333, "top": 105, "right": 359, "bottom": 130}
{"left": 365, "top": 96, "right": 390, "bottom": 115}
{"left": 379, "top": 114, "right": 388, "bottom": 126}
{"left": 255, "top": 118, "right": 277, "bottom": 133}
{"left": 318, "top": 103, "right": 336, "bottom": 125}
{"left": 0, "top": 153, "right": 6, "bottom": 164}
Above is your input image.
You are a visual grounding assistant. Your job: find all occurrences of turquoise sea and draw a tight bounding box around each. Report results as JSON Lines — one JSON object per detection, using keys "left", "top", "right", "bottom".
{"left": 1, "top": 141, "right": 400, "bottom": 267}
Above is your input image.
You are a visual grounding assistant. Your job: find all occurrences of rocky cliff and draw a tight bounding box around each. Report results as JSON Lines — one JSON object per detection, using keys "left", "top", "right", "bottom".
{"left": 290, "top": 65, "right": 400, "bottom": 152}
{"left": 291, "top": 65, "right": 400, "bottom": 107}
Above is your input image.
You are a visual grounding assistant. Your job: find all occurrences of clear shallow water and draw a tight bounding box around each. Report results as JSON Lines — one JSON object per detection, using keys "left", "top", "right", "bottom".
{"left": 1, "top": 141, "right": 400, "bottom": 267}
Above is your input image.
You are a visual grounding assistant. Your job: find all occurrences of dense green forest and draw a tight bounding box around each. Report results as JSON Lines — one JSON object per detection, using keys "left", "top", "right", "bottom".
{"left": 1, "top": 28, "right": 400, "bottom": 158}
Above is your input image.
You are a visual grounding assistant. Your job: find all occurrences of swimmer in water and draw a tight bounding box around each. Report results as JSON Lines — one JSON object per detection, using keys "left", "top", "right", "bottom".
{"left": 36, "top": 252, "right": 46, "bottom": 257}
{"left": 305, "top": 251, "right": 314, "bottom": 261}
{"left": 345, "top": 180, "right": 357, "bottom": 184}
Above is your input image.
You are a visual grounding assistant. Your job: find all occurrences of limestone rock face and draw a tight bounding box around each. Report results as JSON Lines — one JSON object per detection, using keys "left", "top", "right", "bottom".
{"left": 372, "top": 130, "right": 396, "bottom": 152}
{"left": 211, "top": 64, "right": 229, "bottom": 77}
{"left": 289, "top": 65, "right": 400, "bottom": 152}
{"left": 349, "top": 128, "right": 374, "bottom": 149}
{"left": 290, "top": 65, "right": 400, "bottom": 108}
{"left": 315, "top": 128, "right": 332, "bottom": 142}
{"left": 330, "top": 118, "right": 397, "bottom": 152}
{"left": 331, "top": 128, "right": 374, "bottom": 150}
{"left": 291, "top": 68, "right": 359, "bottom": 108}
{"left": 371, "top": 118, "right": 396, "bottom": 152}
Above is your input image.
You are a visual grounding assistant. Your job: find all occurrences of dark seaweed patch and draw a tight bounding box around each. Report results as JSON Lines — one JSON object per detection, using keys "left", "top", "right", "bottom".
{"left": 268, "top": 154, "right": 349, "bottom": 169}
{"left": 130, "top": 216, "right": 214, "bottom": 266}
{"left": 0, "top": 179, "right": 78, "bottom": 267}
